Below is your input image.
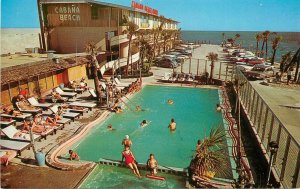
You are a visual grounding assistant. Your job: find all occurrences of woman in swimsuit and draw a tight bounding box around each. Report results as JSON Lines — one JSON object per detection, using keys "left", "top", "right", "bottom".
{"left": 121, "top": 146, "right": 141, "bottom": 177}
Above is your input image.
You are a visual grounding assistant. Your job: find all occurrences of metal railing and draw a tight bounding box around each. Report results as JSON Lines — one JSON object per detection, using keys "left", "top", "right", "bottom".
{"left": 233, "top": 68, "right": 300, "bottom": 188}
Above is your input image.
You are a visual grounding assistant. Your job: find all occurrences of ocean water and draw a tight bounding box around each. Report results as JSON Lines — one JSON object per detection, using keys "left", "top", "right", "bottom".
{"left": 181, "top": 31, "right": 300, "bottom": 61}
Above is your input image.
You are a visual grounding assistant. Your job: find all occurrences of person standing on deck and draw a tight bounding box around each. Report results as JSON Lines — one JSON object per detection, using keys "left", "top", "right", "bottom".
{"left": 287, "top": 68, "right": 293, "bottom": 85}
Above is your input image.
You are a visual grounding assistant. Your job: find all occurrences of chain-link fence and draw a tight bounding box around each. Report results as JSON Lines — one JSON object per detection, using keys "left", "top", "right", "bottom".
{"left": 234, "top": 68, "right": 300, "bottom": 188}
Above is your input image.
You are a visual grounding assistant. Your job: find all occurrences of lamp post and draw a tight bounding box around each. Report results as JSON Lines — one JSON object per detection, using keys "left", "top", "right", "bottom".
{"left": 25, "top": 116, "right": 37, "bottom": 159}
{"left": 266, "top": 141, "right": 279, "bottom": 186}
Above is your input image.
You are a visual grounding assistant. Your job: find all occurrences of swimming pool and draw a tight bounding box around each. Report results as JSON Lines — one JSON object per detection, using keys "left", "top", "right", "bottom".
{"left": 79, "top": 164, "right": 186, "bottom": 189}
{"left": 71, "top": 85, "right": 234, "bottom": 178}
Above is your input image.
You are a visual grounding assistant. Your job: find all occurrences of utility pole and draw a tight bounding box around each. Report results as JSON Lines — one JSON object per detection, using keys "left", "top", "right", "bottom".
{"left": 37, "top": 0, "right": 46, "bottom": 51}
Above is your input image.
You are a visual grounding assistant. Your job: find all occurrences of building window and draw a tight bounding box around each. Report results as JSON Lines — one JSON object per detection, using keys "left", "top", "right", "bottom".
{"left": 91, "top": 6, "right": 98, "bottom": 20}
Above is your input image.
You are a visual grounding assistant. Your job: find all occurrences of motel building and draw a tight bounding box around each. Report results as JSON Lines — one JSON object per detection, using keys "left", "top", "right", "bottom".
{"left": 40, "top": 0, "right": 179, "bottom": 70}
{"left": 1, "top": 0, "right": 179, "bottom": 106}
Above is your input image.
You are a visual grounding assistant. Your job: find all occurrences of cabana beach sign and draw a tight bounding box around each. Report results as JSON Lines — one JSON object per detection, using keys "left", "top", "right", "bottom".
{"left": 55, "top": 5, "right": 80, "bottom": 21}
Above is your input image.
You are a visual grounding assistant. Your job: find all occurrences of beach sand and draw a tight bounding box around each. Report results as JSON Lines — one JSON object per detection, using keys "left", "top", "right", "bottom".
{"left": 1, "top": 28, "right": 40, "bottom": 54}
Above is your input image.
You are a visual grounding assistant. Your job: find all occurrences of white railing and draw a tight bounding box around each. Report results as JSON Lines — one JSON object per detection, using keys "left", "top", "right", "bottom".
{"left": 99, "top": 52, "right": 140, "bottom": 75}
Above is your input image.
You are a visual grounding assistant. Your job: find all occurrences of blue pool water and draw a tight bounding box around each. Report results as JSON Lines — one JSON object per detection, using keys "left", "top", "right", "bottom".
{"left": 72, "top": 85, "right": 225, "bottom": 169}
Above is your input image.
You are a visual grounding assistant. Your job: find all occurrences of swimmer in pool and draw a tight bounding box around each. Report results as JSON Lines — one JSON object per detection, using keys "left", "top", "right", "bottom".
{"left": 168, "top": 118, "right": 176, "bottom": 131}
{"left": 107, "top": 124, "right": 116, "bottom": 131}
{"left": 167, "top": 99, "right": 174, "bottom": 105}
{"left": 216, "top": 104, "right": 222, "bottom": 112}
{"left": 140, "top": 120, "right": 150, "bottom": 127}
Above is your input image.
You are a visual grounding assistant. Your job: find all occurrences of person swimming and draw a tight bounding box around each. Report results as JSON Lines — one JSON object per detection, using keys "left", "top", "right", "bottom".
{"left": 168, "top": 118, "right": 176, "bottom": 131}
{"left": 140, "top": 120, "right": 150, "bottom": 127}
{"left": 167, "top": 99, "right": 174, "bottom": 105}
{"left": 69, "top": 150, "right": 80, "bottom": 161}
{"left": 122, "top": 135, "right": 132, "bottom": 148}
{"left": 216, "top": 104, "right": 222, "bottom": 112}
{"left": 107, "top": 124, "right": 116, "bottom": 131}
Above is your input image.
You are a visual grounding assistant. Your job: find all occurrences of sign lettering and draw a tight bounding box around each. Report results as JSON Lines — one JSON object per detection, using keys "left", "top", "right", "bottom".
{"left": 55, "top": 5, "right": 80, "bottom": 21}
{"left": 131, "top": 1, "right": 158, "bottom": 15}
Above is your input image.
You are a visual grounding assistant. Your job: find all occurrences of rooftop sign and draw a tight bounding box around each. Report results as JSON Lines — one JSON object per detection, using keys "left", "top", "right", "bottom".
{"left": 131, "top": 1, "right": 158, "bottom": 15}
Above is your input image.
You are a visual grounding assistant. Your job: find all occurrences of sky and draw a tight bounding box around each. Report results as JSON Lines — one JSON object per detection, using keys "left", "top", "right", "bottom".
{"left": 1, "top": 0, "right": 300, "bottom": 31}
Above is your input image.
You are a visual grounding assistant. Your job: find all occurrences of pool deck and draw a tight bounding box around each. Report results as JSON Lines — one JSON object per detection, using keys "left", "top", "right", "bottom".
{"left": 2, "top": 44, "right": 298, "bottom": 188}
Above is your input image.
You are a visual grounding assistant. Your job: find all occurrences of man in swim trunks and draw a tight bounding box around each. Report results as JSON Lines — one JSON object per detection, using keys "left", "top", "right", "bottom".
{"left": 121, "top": 146, "right": 141, "bottom": 177}
{"left": 122, "top": 135, "right": 132, "bottom": 148}
{"left": 147, "top": 153, "right": 158, "bottom": 175}
{"left": 168, "top": 118, "right": 176, "bottom": 131}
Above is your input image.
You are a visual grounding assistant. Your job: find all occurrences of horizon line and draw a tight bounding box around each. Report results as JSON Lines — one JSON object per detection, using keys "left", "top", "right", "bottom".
{"left": 1, "top": 27, "right": 300, "bottom": 33}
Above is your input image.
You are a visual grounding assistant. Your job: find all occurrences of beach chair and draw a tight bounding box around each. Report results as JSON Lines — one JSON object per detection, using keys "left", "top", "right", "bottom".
{"left": 0, "top": 113, "right": 32, "bottom": 122}
{"left": 16, "top": 102, "right": 42, "bottom": 115}
{"left": 1, "top": 125, "right": 41, "bottom": 142}
{"left": 0, "top": 139, "right": 32, "bottom": 156}
{"left": 50, "top": 105, "right": 80, "bottom": 121}
{"left": 27, "top": 97, "right": 53, "bottom": 109}
{"left": 55, "top": 87, "right": 77, "bottom": 98}
{"left": 68, "top": 101, "right": 97, "bottom": 110}
{"left": 161, "top": 72, "right": 171, "bottom": 82}
{"left": 62, "top": 87, "right": 84, "bottom": 94}
{"left": 0, "top": 119, "right": 16, "bottom": 127}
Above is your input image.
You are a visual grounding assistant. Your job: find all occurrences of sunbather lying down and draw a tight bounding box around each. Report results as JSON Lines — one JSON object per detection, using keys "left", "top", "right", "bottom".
{"left": 21, "top": 117, "right": 51, "bottom": 134}
{"left": 2, "top": 106, "right": 23, "bottom": 116}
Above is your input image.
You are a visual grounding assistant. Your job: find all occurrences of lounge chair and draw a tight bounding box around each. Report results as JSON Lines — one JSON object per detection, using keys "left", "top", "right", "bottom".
{"left": 68, "top": 101, "right": 97, "bottom": 110}
{"left": 55, "top": 87, "right": 77, "bottom": 98}
{"left": 0, "top": 113, "right": 32, "bottom": 122}
{"left": 0, "top": 120, "right": 16, "bottom": 126}
{"left": 50, "top": 105, "right": 80, "bottom": 121}
{"left": 0, "top": 139, "right": 32, "bottom": 156}
{"left": 16, "top": 102, "right": 42, "bottom": 115}
{"left": 1, "top": 125, "right": 41, "bottom": 142}
{"left": 27, "top": 97, "right": 53, "bottom": 109}
{"left": 88, "top": 88, "right": 107, "bottom": 100}
{"left": 62, "top": 87, "right": 84, "bottom": 94}
{"left": 161, "top": 72, "right": 171, "bottom": 82}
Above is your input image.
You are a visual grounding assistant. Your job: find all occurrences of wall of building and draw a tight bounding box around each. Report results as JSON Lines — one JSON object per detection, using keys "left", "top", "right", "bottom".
{"left": 49, "top": 26, "right": 117, "bottom": 53}
{"left": 0, "top": 65, "right": 87, "bottom": 105}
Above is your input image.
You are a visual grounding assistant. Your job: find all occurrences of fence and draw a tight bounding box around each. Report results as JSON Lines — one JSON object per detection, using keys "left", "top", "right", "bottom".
{"left": 234, "top": 68, "right": 300, "bottom": 188}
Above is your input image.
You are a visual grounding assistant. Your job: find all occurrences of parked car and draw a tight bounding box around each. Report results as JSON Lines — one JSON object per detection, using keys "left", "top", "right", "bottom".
{"left": 156, "top": 58, "right": 178, "bottom": 68}
{"left": 244, "top": 63, "right": 275, "bottom": 80}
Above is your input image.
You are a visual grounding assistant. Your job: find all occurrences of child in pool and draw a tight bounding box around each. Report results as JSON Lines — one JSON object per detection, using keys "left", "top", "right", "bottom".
{"left": 69, "top": 150, "right": 80, "bottom": 161}
{"left": 147, "top": 154, "right": 158, "bottom": 175}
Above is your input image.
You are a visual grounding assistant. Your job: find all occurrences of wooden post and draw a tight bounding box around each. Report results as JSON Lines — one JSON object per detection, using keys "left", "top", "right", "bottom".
{"left": 51, "top": 71, "right": 55, "bottom": 87}
{"left": 250, "top": 91, "right": 256, "bottom": 120}
{"left": 218, "top": 61, "right": 222, "bottom": 79}
{"left": 8, "top": 83, "right": 12, "bottom": 102}
{"left": 44, "top": 73, "right": 48, "bottom": 89}
{"left": 253, "top": 94, "right": 260, "bottom": 124}
{"left": 225, "top": 65, "right": 228, "bottom": 81}
{"left": 196, "top": 59, "right": 199, "bottom": 76}
{"left": 181, "top": 61, "right": 183, "bottom": 73}
{"left": 189, "top": 58, "right": 191, "bottom": 74}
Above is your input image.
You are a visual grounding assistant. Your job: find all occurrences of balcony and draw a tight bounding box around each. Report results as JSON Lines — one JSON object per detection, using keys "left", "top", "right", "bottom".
{"left": 99, "top": 51, "right": 140, "bottom": 75}
{"left": 110, "top": 34, "right": 137, "bottom": 46}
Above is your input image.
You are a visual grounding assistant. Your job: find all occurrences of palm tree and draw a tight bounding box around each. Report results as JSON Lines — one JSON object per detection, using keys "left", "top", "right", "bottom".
{"left": 126, "top": 21, "right": 139, "bottom": 76}
{"left": 37, "top": 0, "right": 46, "bottom": 51}
{"left": 221, "top": 32, "right": 225, "bottom": 46}
{"left": 279, "top": 52, "right": 292, "bottom": 78}
{"left": 189, "top": 126, "right": 227, "bottom": 186}
{"left": 162, "top": 30, "right": 171, "bottom": 53}
{"left": 255, "top": 33, "right": 262, "bottom": 56}
{"left": 234, "top": 33, "right": 241, "bottom": 46}
{"left": 227, "top": 38, "right": 234, "bottom": 47}
{"left": 207, "top": 52, "right": 218, "bottom": 83}
{"left": 270, "top": 35, "right": 282, "bottom": 65}
{"left": 85, "top": 42, "right": 102, "bottom": 103}
{"left": 262, "top": 30, "right": 271, "bottom": 58}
